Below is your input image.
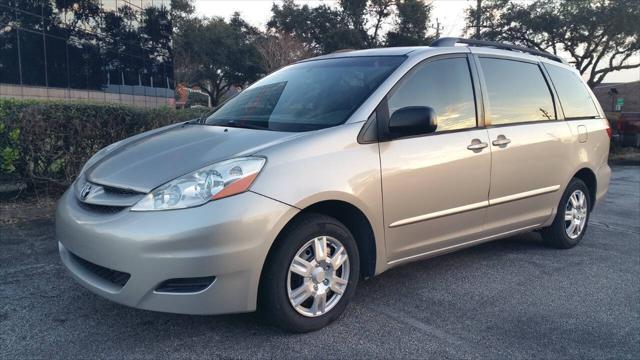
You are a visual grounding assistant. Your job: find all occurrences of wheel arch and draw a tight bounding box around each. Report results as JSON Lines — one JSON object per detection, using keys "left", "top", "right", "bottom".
{"left": 302, "top": 200, "right": 377, "bottom": 279}
{"left": 261, "top": 199, "right": 378, "bottom": 284}
{"left": 572, "top": 167, "right": 597, "bottom": 210}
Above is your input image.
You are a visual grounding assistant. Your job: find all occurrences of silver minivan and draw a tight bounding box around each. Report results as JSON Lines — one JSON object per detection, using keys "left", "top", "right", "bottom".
{"left": 56, "top": 38, "right": 611, "bottom": 332}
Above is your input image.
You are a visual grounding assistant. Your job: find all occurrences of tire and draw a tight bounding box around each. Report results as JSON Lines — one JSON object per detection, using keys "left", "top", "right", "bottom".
{"left": 541, "top": 178, "right": 591, "bottom": 249}
{"left": 259, "top": 213, "right": 360, "bottom": 333}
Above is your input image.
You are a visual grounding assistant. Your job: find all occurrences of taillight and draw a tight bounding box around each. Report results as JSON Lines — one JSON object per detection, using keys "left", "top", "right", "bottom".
{"left": 604, "top": 119, "right": 612, "bottom": 139}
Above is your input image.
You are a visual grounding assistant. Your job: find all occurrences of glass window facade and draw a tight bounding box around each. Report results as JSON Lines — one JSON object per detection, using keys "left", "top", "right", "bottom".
{"left": 0, "top": 0, "right": 173, "bottom": 91}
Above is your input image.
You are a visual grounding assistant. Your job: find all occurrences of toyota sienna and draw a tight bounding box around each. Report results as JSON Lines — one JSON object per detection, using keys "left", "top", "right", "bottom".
{"left": 56, "top": 38, "right": 611, "bottom": 332}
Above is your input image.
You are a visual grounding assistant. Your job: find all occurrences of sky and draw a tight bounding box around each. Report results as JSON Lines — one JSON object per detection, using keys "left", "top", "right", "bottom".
{"left": 194, "top": 0, "right": 639, "bottom": 83}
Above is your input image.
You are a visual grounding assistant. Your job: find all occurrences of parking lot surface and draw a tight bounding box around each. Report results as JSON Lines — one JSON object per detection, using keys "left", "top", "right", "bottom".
{"left": 1, "top": 166, "right": 638, "bottom": 359}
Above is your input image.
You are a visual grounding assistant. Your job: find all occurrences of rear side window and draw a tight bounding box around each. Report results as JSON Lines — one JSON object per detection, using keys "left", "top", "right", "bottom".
{"left": 545, "top": 64, "right": 599, "bottom": 119}
{"left": 479, "top": 58, "right": 556, "bottom": 125}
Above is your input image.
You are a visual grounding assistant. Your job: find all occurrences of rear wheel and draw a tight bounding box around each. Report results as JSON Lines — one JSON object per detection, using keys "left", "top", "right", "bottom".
{"left": 259, "top": 213, "right": 359, "bottom": 332}
{"left": 541, "top": 178, "right": 591, "bottom": 249}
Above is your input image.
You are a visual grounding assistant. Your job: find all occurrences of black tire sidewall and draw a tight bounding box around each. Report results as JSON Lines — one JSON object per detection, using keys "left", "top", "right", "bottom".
{"left": 549, "top": 178, "right": 591, "bottom": 248}
{"left": 260, "top": 213, "right": 360, "bottom": 333}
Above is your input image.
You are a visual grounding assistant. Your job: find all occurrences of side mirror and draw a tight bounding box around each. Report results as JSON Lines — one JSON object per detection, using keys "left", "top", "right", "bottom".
{"left": 388, "top": 106, "right": 438, "bottom": 137}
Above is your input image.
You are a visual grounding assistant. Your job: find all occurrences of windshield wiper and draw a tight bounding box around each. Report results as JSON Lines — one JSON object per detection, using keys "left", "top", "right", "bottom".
{"left": 217, "top": 120, "right": 269, "bottom": 130}
{"left": 182, "top": 112, "right": 213, "bottom": 126}
{"left": 199, "top": 113, "right": 211, "bottom": 124}
{"left": 182, "top": 118, "right": 201, "bottom": 126}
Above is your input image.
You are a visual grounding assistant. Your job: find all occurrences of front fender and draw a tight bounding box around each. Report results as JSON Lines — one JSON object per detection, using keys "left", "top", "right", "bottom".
{"left": 251, "top": 123, "right": 387, "bottom": 274}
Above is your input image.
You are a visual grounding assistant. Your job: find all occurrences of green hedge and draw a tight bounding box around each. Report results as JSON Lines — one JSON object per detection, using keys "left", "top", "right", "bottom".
{"left": 0, "top": 99, "right": 209, "bottom": 194}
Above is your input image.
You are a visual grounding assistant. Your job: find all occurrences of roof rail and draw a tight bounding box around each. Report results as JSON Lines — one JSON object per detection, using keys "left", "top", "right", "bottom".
{"left": 431, "top": 37, "right": 565, "bottom": 64}
{"left": 332, "top": 48, "right": 356, "bottom": 53}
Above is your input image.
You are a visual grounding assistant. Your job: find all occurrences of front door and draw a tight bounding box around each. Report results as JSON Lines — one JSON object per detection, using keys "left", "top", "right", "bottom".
{"left": 378, "top": 55, "right": 492, "bottom": 262}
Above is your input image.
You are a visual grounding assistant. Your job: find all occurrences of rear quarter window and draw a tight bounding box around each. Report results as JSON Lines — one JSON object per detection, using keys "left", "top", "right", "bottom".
{"left": 545, "top": 64, "right": 599, "bottom": 119}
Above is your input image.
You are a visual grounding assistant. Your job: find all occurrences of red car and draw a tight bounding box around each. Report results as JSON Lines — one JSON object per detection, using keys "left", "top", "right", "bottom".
{"left": 609, "top": 112, "right": 640, "bottom": 147}
{"left": 611, "top": 112, "right": 640, "bottom": 147}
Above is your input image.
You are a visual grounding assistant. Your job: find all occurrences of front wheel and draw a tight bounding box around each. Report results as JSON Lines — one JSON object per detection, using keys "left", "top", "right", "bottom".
{"left": 541, "top": 178, "right": 591, "bottom": 249}
{"left": 259, "top": 213, "right": 360, "bottom": 332}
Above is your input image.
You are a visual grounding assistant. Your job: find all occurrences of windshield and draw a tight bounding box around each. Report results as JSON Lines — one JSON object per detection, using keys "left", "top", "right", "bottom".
{"left": 205, "top": 56, "right": 406, "bottom": 132}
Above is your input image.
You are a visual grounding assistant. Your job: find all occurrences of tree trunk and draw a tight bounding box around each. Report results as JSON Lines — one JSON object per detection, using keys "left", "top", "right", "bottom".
{"left": 475, "top": 0, "right": 482, "bottom": 39}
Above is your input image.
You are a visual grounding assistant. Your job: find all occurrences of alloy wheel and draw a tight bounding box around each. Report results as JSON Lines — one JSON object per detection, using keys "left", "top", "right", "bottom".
{"left": 564, "top": 189, "right": 588, "bottom": 239}
{"left": 286, "top": 236, "right": 350, "bottom": 317}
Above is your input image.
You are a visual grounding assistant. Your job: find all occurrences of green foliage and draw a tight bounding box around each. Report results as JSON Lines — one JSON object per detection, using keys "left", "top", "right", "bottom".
{"left": 170, "top": 0, "right": 195, "bottom": 29}
{"left": 386, "top": 0, "right": 434, "bottom": 46}
{"left": 465, "top": 0, "right": 640, "bottom": 87}
{"left": 0, "top": 113, "right": 21, "bottom": 174}
{"left": 0, "top": 99, "right": 208, "bottom": 193}
{"left": 268, "top": 0, "right": 388, "bottom": 52}
{"left": 267, "top": 0, "right": 434, "bottom": 52}
{"left": 1, "top": 147, "right": 20, "bottom": 174}
{"left": 268, "top": 0, "right": 351, "bottom": 53}
{"left": 174, "top": 14, "right": 264, "bottom": 106}
{"left": 173, "top": 1, "right": 435, "bottom": 99}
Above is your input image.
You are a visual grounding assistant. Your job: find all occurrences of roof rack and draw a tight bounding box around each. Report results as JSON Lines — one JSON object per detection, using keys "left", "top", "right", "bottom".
{"left": 431, "top": 37, "right": 565, "bottom": 64}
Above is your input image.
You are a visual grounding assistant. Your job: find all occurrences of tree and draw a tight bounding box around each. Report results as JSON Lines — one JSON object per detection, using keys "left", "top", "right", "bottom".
{"left": 465, "top": 0, "right": 640, "bottom": 87}
{"left": 102, "top": 3, "right": 146, "bottom": 86}
{"left": 386, "top": 0, "right": 433, "bottom": 46}
{"left": 140, "top": 5, "right": 173, "bottom": 88}
{"left": 368, "top": 0, "right": 395, "bottom": 46}
{"left": 268, "top": 0, "right": 397, "bottom": 53}
{"left": 473, "top": 0, "right": 482, "bottom": 39}
{"left": 254, "top": 31, "right": 314, "bottom": 73}
{"left": 339, "top": 0, "right": 368, "bottom": 45}
{"left": 173, "top": 14, "right": 264, "bottom": 106}
{"left": 53, "top": 0, "right": 102, "bottom": 34}
{"left": 170, "top": 0, "right": 195, "bottom": 31}
{"left": 268, "top": 0, "right": 363, "bottom": 54}
{"left": 338, "top": 0, "right": 396, "bottom": 47}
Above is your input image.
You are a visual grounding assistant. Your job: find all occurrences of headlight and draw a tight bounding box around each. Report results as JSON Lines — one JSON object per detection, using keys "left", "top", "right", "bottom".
{"left": 131, "top": 157, "right": 266, "bottom": 211}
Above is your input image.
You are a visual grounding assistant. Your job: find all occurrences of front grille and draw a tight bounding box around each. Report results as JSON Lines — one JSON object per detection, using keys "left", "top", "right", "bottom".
{"left": 78, "top": 200, "right": 127, "bottom": 214}
{"left": 69, "top": 251, "right": 131, "bottom": 288}
{"left": 75, "top": 179, "right": 143, "bottom": 214}
{"left": 102, "top": 185, "right": 143, "bottom": 196}
{"left": 155, "top": 276, "right": 216, "bottom": 293}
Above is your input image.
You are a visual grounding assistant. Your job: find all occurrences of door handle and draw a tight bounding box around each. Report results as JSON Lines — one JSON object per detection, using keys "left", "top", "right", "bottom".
{"left": 492, "top": 135, "right": 511, "bottom": 147}
{"left": 467, "top": 139, "right": 488, "bottom": 151}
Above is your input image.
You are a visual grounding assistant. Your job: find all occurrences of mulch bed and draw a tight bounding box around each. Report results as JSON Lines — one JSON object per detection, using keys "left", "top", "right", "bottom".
{"left": 0, "top": 196, "right": 57, "bottom": 225}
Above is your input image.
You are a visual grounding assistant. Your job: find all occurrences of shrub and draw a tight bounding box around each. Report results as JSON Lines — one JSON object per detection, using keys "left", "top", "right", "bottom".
{"left": 0, "top": 99, "right": 209, "bottom": 195}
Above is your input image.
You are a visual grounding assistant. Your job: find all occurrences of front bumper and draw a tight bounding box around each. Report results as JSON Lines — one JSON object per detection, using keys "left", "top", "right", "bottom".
{"left": 56, "top": 189, "right": 298, "bottom": 315}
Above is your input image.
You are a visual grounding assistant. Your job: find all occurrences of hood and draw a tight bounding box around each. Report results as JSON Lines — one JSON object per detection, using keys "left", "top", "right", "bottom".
{"left": 85, "top": 124, "right": 304, "bottom": 192}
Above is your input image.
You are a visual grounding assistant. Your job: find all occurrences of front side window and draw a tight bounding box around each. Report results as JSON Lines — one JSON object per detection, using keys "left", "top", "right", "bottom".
{"left": 545, "top": 64, "right": 599, "bottom": 119}
{"left": 387, "top": 57, "right": 477, "bottom": 132}
{"left": 206, "top": 56, "right": 405, "bottom": 132}
{"left": 479, "top": 58, "right": 556, "bottom": 125}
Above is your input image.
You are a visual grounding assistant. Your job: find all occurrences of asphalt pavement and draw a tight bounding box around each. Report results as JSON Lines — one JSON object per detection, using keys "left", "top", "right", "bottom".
{"left": 1, "top": 166, "right": 638, "bottom": 359}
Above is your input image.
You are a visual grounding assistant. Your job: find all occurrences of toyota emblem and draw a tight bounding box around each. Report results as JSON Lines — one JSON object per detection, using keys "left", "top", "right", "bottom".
{"left": 80, "top": 183, "right": 93, "bottom": 199}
